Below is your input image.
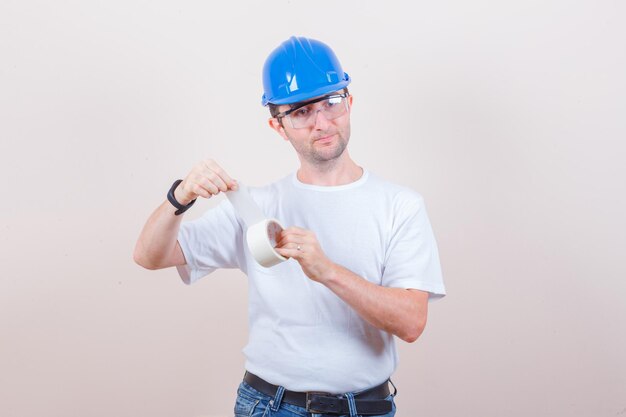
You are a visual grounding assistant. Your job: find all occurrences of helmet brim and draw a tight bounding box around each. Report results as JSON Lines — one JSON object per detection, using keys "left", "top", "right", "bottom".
{"left": 262, "top": 77, "right": 350, "bottom": 107}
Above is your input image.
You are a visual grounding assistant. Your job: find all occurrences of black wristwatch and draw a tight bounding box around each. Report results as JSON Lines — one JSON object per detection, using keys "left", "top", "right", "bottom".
{"left": 167, "top": 179, "right": 196, "bottom": 215}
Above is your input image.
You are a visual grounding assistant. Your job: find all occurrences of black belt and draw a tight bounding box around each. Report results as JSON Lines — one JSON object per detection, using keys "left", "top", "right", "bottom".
{"left": 243, "top": 371, "right": 393, "bottom": 415}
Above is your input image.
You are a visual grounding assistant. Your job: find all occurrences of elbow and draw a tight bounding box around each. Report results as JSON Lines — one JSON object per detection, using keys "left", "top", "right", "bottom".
{"left": 133, "top": 248, "right": 159, "bottom": 270}
{"left": 400, "top": 317, "right": 427, "bottom": 344}
{"left": 401, "top": 329, "right": 422, "bottom": 344}
{"left": 399, "top": 290, "right": 429, "bottom": 343}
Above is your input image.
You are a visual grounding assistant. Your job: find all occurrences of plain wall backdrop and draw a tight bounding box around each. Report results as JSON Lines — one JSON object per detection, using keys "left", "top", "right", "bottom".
{"left": 1, "top": 1, "right": 625, "bottom": 416}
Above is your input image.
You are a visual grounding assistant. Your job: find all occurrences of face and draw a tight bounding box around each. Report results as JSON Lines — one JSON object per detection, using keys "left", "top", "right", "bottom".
{"left": 269, "top": 92, "right": 353, "bottom": 166}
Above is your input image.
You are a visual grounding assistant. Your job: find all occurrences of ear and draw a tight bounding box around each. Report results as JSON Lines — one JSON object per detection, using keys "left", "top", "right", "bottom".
{"left": 268, "top": 117, "right": 290, "bottom": 141}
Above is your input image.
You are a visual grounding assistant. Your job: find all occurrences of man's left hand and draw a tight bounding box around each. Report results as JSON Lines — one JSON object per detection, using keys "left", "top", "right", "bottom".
{"left": 274, "top": 226, "right": 335, "bottom": 283}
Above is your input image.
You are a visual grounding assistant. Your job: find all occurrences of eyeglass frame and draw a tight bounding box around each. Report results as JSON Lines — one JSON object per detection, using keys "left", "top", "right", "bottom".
{"left": 274, "top": 92, "right": 350, "bottom": 128}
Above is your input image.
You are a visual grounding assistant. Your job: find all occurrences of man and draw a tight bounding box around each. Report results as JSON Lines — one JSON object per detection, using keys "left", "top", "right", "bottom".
{"left": 134, "top": 36, "right": 445, "bottom": 417}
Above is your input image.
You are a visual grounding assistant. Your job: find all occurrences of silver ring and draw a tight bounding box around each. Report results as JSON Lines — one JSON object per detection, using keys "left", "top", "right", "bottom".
{"left": 297, "top": 245, "right": 301, "bottom": 251}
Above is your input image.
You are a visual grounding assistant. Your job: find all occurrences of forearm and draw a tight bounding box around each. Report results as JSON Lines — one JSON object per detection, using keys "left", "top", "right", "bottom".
{"left": 133, "top": 200, "right": 185, "bottom": 269}
{"left": 275, "top": 227, "right": 429, "bottom": 343}
{"left": 324, "top": 264, "right": 428, "bottom": 343}
{"left": 134, "top": 160, "right": 238, "bottom": 270}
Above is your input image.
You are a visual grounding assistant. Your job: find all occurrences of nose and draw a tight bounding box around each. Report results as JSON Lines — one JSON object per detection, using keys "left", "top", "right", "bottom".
{"left": 312, "top": 109, "right": 331, "bottom": 130}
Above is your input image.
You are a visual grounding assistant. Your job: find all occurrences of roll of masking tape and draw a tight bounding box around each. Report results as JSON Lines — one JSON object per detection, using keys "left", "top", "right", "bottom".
{"left": 226, "top": 184, "right": 287, "bottom": 268}
{"left": 246, "top": 218, "right": 288, "bottom": 267}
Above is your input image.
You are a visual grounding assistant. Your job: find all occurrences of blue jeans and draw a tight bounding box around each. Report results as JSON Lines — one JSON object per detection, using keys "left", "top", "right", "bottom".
{"left": 234, "top": 380, "right": 397, "bottom": 417}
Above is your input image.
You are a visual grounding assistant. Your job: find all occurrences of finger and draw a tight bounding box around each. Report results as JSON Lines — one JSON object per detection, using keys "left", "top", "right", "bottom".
{"left": 204, "top": 159, "right": 238, "bottom": 190}
{"left": 275, "top": 233, "right": 297, "bottom": 248}
{"left": 278, "top": 228, "right": 308, "bottom": 244}
{"left": 283, "top": 226, "right": 309, "bottom": 235}
{"left": 280, "top": 231, "right": 317, "bottom": 248}
{"left": 276, "top": 240, "right": 301, "bottom": 253}
{"left": 275, "top": 247, "right": 299, "bottom": 259}
{"left": 180, "top": 177, "right": 206, "bottom": 199}
{"left": 190, "top": 182, "right": 213, "bottom": 199}
{"left": 276, "top": 233, "right": 310, "bottom": 248}
{"left": 175, "top": 179, "right": 202, "bottom": 203}
{"left": 195, "top": 175, "right": 220, "bottom": 195}
{"left": 202, "top": 170, "right": 229, "bottom": 193}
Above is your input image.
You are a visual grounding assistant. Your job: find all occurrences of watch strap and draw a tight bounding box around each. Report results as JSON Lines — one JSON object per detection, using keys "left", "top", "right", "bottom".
{"left": 167, "top": 179, "right": 196, "bottom": 215}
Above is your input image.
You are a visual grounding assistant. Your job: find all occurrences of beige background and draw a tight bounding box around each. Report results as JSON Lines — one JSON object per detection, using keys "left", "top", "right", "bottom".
{"left": 1, "top": 1, "right": 625, "bottom": 416}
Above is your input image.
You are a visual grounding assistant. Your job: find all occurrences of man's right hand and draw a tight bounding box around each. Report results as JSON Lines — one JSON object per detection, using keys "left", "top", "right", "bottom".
{"left": 174, "top": 159, "right": 238, "bottom": 205}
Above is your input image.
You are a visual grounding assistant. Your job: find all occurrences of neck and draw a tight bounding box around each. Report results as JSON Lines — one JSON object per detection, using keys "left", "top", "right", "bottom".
{"left": 296, "top": 152, "right": 363, "bottom": 186}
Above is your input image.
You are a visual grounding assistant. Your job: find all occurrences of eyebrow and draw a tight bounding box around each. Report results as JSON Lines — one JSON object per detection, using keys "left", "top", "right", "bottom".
{"left": 276, "top": 93, "right": 346, "bottom": 118}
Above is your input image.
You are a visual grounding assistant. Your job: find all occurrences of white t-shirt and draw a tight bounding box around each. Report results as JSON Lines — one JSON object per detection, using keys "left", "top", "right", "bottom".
{"left": 176, "top": 170, "right": 446, "bottom": 393}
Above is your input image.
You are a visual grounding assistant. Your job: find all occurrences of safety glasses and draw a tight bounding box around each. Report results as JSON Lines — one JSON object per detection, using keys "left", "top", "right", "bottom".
{"left": 276, "top": 93, "right": 349, "bottom": 129}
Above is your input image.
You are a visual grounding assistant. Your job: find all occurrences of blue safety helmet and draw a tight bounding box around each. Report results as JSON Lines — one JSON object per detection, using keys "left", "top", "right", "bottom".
{"left": 261, "top": 36, "right": 351, "bottom": 106}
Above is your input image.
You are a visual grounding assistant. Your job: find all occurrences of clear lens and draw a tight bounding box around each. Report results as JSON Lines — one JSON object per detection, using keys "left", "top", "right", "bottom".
{"left": 286, "top": 95, "right": 348, "bottom": 129}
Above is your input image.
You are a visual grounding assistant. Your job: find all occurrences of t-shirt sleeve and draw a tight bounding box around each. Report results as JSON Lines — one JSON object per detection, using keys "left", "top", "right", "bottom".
{"left": 381, "top": 193, "right": 446, "bottom": 301}
{"left": 176, "top": 200, "right": 244, "bottom": 285}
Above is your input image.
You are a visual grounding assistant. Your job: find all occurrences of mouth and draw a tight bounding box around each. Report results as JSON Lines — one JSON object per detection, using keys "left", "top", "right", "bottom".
{"left": 314, "top": 134, "right": 335, "bottom": 144}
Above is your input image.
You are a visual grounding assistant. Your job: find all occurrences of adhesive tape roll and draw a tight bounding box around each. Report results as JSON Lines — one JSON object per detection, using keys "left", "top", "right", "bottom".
{"left": 226, "top": 184, "right": 288, "bottom": 268}
{"left": 246, "top": 218, "right": 288, "bottom": 268}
